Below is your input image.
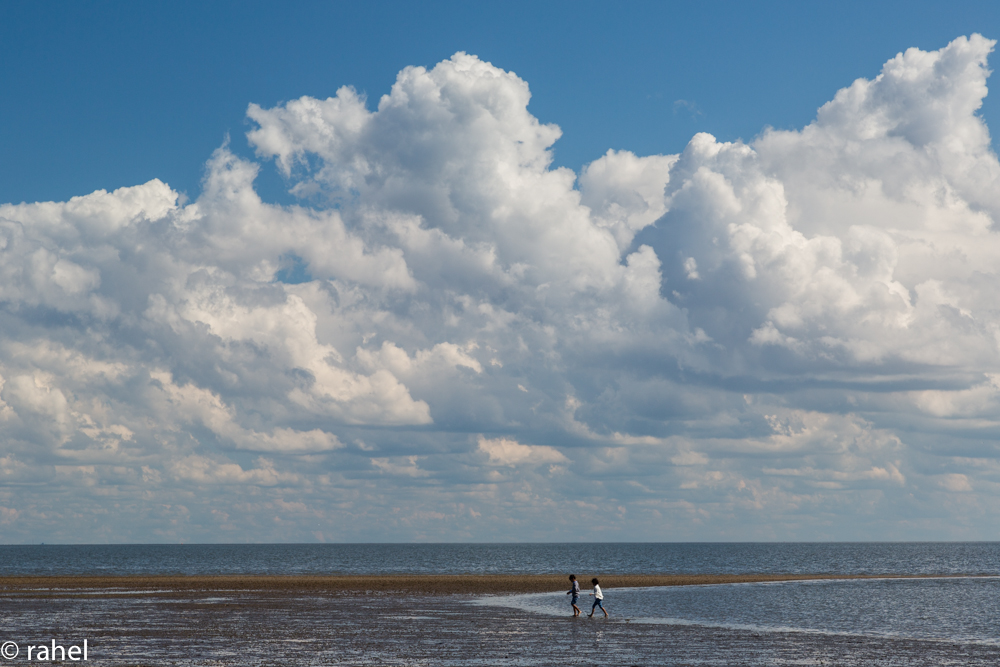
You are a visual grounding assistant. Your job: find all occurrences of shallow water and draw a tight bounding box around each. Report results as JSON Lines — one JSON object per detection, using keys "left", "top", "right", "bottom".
{"left": 6, "top": 543, "right": 1000, "bottom": 664}
{"left": 479, "top": 575, "right": 1000, "bottom": 645}
{"left": 11, "top": 590, "right": 1000, "bottom": 667}
{"left": 2, "top": 542, "right": 999, "bottom": 575}
{"left": 7, "top": 586, "right": 1000, "bottom": 666}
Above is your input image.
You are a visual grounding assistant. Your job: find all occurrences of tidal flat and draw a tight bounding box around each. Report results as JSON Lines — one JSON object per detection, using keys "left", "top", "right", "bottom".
{"left": 2, "top": 575, "right": 998, "bottom": 666}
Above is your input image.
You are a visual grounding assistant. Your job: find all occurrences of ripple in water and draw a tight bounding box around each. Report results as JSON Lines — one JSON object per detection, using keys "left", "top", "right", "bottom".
{"left": 479, "top": 576, "right": 1000, "bottom": 645}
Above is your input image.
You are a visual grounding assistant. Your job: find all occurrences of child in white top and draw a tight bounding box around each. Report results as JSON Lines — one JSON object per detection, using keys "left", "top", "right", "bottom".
{"left": 588, "top": 577, "right": 608, "bottom": 617}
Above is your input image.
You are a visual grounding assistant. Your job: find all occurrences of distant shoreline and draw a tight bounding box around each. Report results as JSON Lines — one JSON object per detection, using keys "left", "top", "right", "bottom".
{"left": 0, "top": 573, "right": 989, "bottom": 596}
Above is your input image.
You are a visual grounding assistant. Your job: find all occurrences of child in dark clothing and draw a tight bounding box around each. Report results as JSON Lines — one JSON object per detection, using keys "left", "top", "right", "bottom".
{"left": 566, "top": 574, "right": 581, "bottom": 616}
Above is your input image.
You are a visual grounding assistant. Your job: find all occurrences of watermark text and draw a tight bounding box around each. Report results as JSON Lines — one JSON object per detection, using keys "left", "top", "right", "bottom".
{"left": 1, "top": 640, "right": 89, "bottom": 661}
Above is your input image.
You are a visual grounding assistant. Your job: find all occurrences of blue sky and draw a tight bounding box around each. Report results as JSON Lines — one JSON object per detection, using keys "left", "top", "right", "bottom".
{"left": 4, "top": 1, "right": 1000, "bottom": 204}
{"left": 4, "top": 2, "right": 1000, "bottom": 543}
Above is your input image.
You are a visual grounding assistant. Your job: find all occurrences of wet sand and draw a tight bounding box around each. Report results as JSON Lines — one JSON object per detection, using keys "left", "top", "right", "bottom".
{"left": 3, "top": 574, "right": 998, "bottom": 666}
{"left": 0, "top": 571, "right": 977, "bottom": 595}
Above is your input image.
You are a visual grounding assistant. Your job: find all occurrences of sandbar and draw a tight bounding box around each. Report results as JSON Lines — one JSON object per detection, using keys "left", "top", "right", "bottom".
{"left": 0, "top": 572, "right": 980, "bottom": 596}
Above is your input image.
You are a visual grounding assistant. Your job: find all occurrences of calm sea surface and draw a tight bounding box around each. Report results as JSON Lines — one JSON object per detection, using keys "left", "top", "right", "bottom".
{"left": 479, "top": 576, "right": 1000, "bottom": 646}
{"left": 1, "top": 542, "right": 999, "bottom": 576}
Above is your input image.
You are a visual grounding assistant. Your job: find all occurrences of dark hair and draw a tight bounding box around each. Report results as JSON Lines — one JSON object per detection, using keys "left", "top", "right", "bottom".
{"left": 569, "top": 574, "right": 576, "bottom": 580}
{"left": 591, "top": 578, "right": 599, "bottom": 585}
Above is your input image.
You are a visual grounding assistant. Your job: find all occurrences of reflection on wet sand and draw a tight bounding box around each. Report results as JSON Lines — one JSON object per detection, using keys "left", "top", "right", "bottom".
{"left": 3, "top": 575, "right": 999, "bottom": 666}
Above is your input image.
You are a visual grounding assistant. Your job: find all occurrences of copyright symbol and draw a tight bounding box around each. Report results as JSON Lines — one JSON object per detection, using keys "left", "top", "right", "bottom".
{"left": 0, "top": 642, "right": 18, "bottom": 659}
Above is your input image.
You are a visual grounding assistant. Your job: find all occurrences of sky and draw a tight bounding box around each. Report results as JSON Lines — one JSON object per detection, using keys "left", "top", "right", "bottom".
{"left": 4, "top": 2, "right": 1000, "bottom": 543}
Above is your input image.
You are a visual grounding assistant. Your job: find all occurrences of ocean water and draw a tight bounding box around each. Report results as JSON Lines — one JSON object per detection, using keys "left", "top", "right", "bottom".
{"left": 478, "top": 575, "right": 1000, "bottom": 646}
{"left": 1, "top": 541, "right": 999, "bottom": 576}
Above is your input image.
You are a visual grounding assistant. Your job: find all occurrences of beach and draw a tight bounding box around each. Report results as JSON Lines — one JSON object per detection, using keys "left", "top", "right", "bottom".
{"left": 4, "top": 574, "right": 1000, "bottom": 666}
{"left": 0, "top": 571, "right": 963, "bottom": 595}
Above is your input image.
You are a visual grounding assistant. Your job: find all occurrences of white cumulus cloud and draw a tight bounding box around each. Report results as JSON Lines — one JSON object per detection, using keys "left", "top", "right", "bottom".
{"left": 1, "top": 37, "right": 1000, "bottom": 541}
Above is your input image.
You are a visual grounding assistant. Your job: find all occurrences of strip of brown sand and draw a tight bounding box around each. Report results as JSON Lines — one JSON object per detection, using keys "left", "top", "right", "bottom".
{"left": 0, "top": 572, "right": 983, "bottom": 596}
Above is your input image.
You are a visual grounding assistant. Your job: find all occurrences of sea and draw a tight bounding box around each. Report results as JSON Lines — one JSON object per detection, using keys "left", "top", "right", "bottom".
{"left": 3, "top": 541, "right": 996, "bottom": 576}
{"left": 4, "top": 542, "right": 1000, "bottom": 661}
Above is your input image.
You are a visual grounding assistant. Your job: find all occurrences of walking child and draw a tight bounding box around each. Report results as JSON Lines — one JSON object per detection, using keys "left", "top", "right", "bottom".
{"left": 566, "top": 574, "right": 581, "bottom": 616}
{"left": 588, "top": 577, "right": 608, "bottom": 617}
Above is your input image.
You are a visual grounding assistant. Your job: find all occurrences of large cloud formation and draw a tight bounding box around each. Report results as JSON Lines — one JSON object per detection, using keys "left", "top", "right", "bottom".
{"left": 2, "top": 36, "right": 1000, "bottom": 541}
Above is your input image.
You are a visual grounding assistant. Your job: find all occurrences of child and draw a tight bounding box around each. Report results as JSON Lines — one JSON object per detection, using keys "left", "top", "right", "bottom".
{"left": 566, "top": 574, "right": 581, "bottom": 616}
{"left": 588, "top": 577, "right": 608, "bottom": 617}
